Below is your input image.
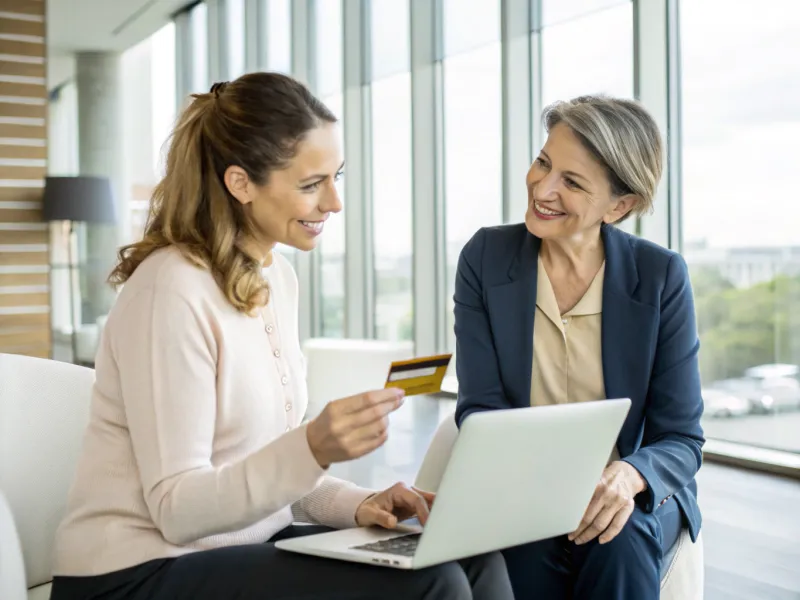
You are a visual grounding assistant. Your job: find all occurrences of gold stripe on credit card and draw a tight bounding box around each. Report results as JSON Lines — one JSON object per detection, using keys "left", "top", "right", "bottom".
{"left": 385, "top": 354, "right": 453, "bottom": 397}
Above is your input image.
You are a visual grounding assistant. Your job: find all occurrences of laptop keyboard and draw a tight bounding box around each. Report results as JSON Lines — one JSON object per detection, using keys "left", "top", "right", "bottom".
{"left": 351, "top": 533, "right": 421, "bottom": 557}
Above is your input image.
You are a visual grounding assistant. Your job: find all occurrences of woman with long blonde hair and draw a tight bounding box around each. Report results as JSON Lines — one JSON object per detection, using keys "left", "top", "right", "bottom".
{"left": 49, "top": 72, "right": 513, "bottom": 600}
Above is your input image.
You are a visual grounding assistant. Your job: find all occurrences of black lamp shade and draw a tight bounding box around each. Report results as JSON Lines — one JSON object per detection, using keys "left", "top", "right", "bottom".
{"left": 42, "top": 176, "right": 117, "bottom": 224}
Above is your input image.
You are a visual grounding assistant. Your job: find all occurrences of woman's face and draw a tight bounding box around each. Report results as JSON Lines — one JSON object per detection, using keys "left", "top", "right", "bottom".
{"left": 227, "top": 122, "right": 344, "bottom": 255}
{"left": 525, "top": 122, "right": 636, "bottom": 242}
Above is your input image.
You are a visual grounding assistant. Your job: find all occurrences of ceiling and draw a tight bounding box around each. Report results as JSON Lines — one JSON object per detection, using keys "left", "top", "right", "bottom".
{"left": 46, "top": 0, "right": 192, "bottom": 88}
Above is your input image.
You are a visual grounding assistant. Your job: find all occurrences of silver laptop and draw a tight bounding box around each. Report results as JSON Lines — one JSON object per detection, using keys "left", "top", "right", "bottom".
{"left": 276, "top": 398, "right": 631, "bottom": 570}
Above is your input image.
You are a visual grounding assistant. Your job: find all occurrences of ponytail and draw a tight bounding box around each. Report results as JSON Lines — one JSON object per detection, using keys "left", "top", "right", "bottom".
{"left": 108, "top": 91, "right": 269, "bottom": 314}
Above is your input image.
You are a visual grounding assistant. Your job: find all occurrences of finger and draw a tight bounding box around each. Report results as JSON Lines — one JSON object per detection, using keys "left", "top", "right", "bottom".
{"left": 345, "top": 389, "right": 405, "bottom": 415}
{"left": 344, "top": 428, "right": 389, "bottom": 459}
{"left": 365, "top": 506, "right": 398, "bottom": 529}
{"left": 347, "top": 414, "right": 391, "bottom": 445}
{"left": 599, "top": 500, "right": 635, "bottom": 544}
{"left": 346, "top": 401, "right": 398, "bottom": 431}
{"left": 569, "top": 494, "right": 604, "bottom": 541}
{"left": 411, "top": 487, "right": 436, "bottom": 507}
{"left": 398, "top": 487, "right": 431, "bottom": 525}
{"left": 384, "top": 486, "right": 430, "bottom": 526}
{"left": 574, "top": 505, "right": 617, "bottom": 545}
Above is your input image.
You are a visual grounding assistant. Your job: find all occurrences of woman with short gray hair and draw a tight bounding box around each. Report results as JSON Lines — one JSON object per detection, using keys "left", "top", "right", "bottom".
{"left": 453, "top": 95, "right": 704, "bottom": 599}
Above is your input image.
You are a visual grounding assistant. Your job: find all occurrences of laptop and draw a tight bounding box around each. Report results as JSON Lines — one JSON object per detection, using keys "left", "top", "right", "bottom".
{"left": 275, "top": 398, "right": 631, "bottom": 570}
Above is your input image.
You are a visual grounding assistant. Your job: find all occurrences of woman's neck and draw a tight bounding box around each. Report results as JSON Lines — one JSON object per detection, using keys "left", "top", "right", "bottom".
{"left": 540, "top": 227, "right": 604, "bottom": 274}
{"left": 242, "top": 236, "right": 275, "bottom": 267}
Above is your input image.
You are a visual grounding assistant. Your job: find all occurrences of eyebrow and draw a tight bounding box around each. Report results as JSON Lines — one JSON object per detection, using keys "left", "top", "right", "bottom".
{"left": 540, "top": 150, "right": 590, "bottom": 185}
{"left": 299, "top": 161, "right": 346, "bottom": 185}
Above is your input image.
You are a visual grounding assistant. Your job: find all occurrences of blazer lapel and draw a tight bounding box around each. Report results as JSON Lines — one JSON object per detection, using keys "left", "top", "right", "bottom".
{"left": 601, "top": 225, "right": 659, "bottom": 446}
{"left": 485, "top": 233, "right": 540, "bottom": 409}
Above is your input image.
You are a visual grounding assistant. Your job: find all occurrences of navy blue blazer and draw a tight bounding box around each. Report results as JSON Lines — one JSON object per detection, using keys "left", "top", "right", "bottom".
{"left": 453, "top": 222, "right": 705, "bottom": 541}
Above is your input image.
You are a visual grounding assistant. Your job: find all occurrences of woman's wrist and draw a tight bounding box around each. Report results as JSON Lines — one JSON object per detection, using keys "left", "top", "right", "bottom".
{"left": 304, "top": 421, "right": 329, "bottom": 469}
{"left": 621, "top": 461, "right": 648, "bottom": 494}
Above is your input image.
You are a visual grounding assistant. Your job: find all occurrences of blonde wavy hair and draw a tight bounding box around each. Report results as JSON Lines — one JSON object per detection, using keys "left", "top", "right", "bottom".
{"left": 108, "top": 72, "right": 337, "bottom": 314}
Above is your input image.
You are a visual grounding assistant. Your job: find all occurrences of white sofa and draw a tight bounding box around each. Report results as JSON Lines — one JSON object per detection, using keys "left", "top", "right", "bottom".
{"left": 415, "top": 411, "right": 705, "bottom": 599}
{"left": 0, "top": 491, "right": 27, "bottom": 600}
{"left": 0, "top": 354, "right": 95, "bottom": 599}
{"left": 0, "top": 352, "right": 703, "bottom": 599}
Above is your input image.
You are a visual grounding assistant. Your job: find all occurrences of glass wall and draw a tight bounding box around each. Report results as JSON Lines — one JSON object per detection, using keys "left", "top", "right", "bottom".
{"left": 190, "top": 2, "right": 209, "bottom": 93}
{"left": 315, "top": 0, "right": 346, "bottom": 337}
{"left": 226, "top": 0, "right": 246, "bottom": 79}
{"left": 122, "top": 23, "right": 176, "bottom": 245}
{"left": 442, "top": 0, "right": 503, "bottom": 352}
{"left": 539, "top": 0, "right": 633, "bottom": 108}
{"left": 370, "top": 0, "right": 413, "bottom": 342}
{"left": 266, "top": 0, "right": 292, "bottom": 74}
{"left": 681, "top": 0, "right": 800, "bottom": 454}
{"left": 153, "top": 0, "right": 800, "bottom": 467}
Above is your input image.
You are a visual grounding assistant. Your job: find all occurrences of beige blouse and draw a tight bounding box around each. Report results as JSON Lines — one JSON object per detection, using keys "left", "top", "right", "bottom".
{"left": 530, "top": 256, "right": 619, "bottom": 460}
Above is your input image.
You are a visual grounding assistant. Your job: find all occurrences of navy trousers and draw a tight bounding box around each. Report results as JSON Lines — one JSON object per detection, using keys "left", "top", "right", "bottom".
{"left": 502, "top": 500, "right": 683, "bottom": 599}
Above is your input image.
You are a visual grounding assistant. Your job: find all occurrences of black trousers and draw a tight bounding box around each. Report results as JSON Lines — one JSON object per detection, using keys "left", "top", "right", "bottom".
{"left": 50, "top": 525, "right": 514, "bottom": 600}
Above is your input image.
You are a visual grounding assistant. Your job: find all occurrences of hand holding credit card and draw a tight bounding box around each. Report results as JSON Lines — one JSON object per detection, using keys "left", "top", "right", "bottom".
{"left": 384, "top": 354, "right": 453, "bottom": 397}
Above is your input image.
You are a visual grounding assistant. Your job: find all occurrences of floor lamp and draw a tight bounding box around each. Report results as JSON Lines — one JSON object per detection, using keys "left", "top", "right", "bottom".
{"left": 42, "top": 176, "right": 117, "bottom": 364}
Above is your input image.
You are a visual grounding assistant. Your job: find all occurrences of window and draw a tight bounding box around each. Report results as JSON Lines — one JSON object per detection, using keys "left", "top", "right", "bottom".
{"left": 315, "top": 0, "right": 345, "bottom": 337}
{"left": 266, "top": 0, "right": 292, "bottom": 73}
{"left": 681, "top": 0, "right": 800, "bottom": 454}
{"left": 124, "top": 23, "right": 176, "bottom": 245}
{"left": 314, "top": 0, "right": 343, "bottom": 98}
{"left": 47, "top": 82, "right": 79, "bottom": 334}
{"left": 540, "top": 1, "right": 633, "bottom": 108}
{"left": 371, "top": 0, "right": 412, "bottom": 342}
{"left": 264, "top": 2, "right": 294, "bottom": 265}
{"left": 541, "top": 0, "right": 629, "bottom": 29}
{"left": 442, "top": 0, "right": 503, "bottom": 351}
{"left": 227, "top": 0, "right": 246, "bottom": 78}
{"left": 317, "top": 93, "right": 345, "bottom": 337}
{"left": 190, "top": 2, "right": 209, "bottom": 93}
{"left": 151, "top": 24, "right": 177, "bottom": 179}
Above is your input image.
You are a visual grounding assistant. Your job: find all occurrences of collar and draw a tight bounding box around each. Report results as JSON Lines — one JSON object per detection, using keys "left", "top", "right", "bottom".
{"left": 536, "top": 256, "right": 605, "bottom": 329}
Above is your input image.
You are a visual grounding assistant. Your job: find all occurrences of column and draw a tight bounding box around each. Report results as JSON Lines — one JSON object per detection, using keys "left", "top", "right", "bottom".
{"left": 410, "top": 0, "right": 447, "bottom": 356}
{"left": 342, "top": 0, "right": 372, "bottom": 338}
{"left": 75, "top": 51, "right": 124, "bottom": 321}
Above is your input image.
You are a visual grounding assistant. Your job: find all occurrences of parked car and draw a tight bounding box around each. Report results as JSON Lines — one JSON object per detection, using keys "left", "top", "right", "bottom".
{"left": 702, "top": 388, "right": 750, "bottom": 418}
{"left": 713, "top": 378, "right": 776, "bottom": 414}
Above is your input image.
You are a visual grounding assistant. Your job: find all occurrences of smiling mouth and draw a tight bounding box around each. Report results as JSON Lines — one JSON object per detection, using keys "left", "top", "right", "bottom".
{"left": 299, "top": 220, "right": 324, "bottom": 234}
{"left": 533, "top": 201, "right": 566, "bottom": 218}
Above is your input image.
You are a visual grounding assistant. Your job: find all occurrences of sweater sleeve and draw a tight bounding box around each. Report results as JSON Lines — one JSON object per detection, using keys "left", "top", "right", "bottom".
{"left": 291, "top": 477, "right": 375, "bottom": 529}
{"left": 113, "top": 287, "right": 328, "bottom": 545}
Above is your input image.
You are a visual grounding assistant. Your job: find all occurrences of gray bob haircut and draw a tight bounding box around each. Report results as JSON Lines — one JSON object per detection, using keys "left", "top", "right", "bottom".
{"left": 542, "top": 95, "right": 663, "bottom": 220}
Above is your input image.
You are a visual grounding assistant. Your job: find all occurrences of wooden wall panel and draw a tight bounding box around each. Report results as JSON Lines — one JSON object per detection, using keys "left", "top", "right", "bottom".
{"left": 0, "top": 251, "right": 48, "bottom": 266}
{"left": 0, "top": 18, "right": 43, "bottom": 37}
{"left": 0, "top": 207, "right": 42, "bottom": 222}
{"left": 0, "top": 271, "right": 47, "bottom": 286}
{"left": 0, "top": 186, "right": 42, "bottom": 202}
{"left": 0, "top": 38, "right": 45, "bottom": 57}
{"left": 0, "top": 60, "right": 44, "bottom": 79}
{"left": 0, "top": 144, "right": 47, "bottom": 159}
{"left": 0, "top": 0, "right": 50, "bottom": 358}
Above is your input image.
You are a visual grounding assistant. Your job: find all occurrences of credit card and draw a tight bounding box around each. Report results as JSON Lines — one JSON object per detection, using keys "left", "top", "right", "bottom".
{"left": 385, "top": 354, "right": 453, "bottom": 397}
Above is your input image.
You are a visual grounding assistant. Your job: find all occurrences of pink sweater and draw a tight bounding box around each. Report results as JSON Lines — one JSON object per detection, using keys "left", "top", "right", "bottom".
{"left": 52, "top": 247, "right": 374, "bottom": 576}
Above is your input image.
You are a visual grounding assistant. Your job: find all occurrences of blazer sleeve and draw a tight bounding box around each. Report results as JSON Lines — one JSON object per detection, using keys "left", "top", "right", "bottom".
{"left": 622, "top": 254, "right": 706, "bottom": 512}
{"left": 453, "top": 228, "right": 511, "bottom": 427}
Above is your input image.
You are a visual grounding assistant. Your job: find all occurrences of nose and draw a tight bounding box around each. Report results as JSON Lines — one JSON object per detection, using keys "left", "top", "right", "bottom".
{"left": 529, "top": 168, "right": 560, "bottom": 201}
{"left": 320, "top": 180, "right": 343, "bottom": 214}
